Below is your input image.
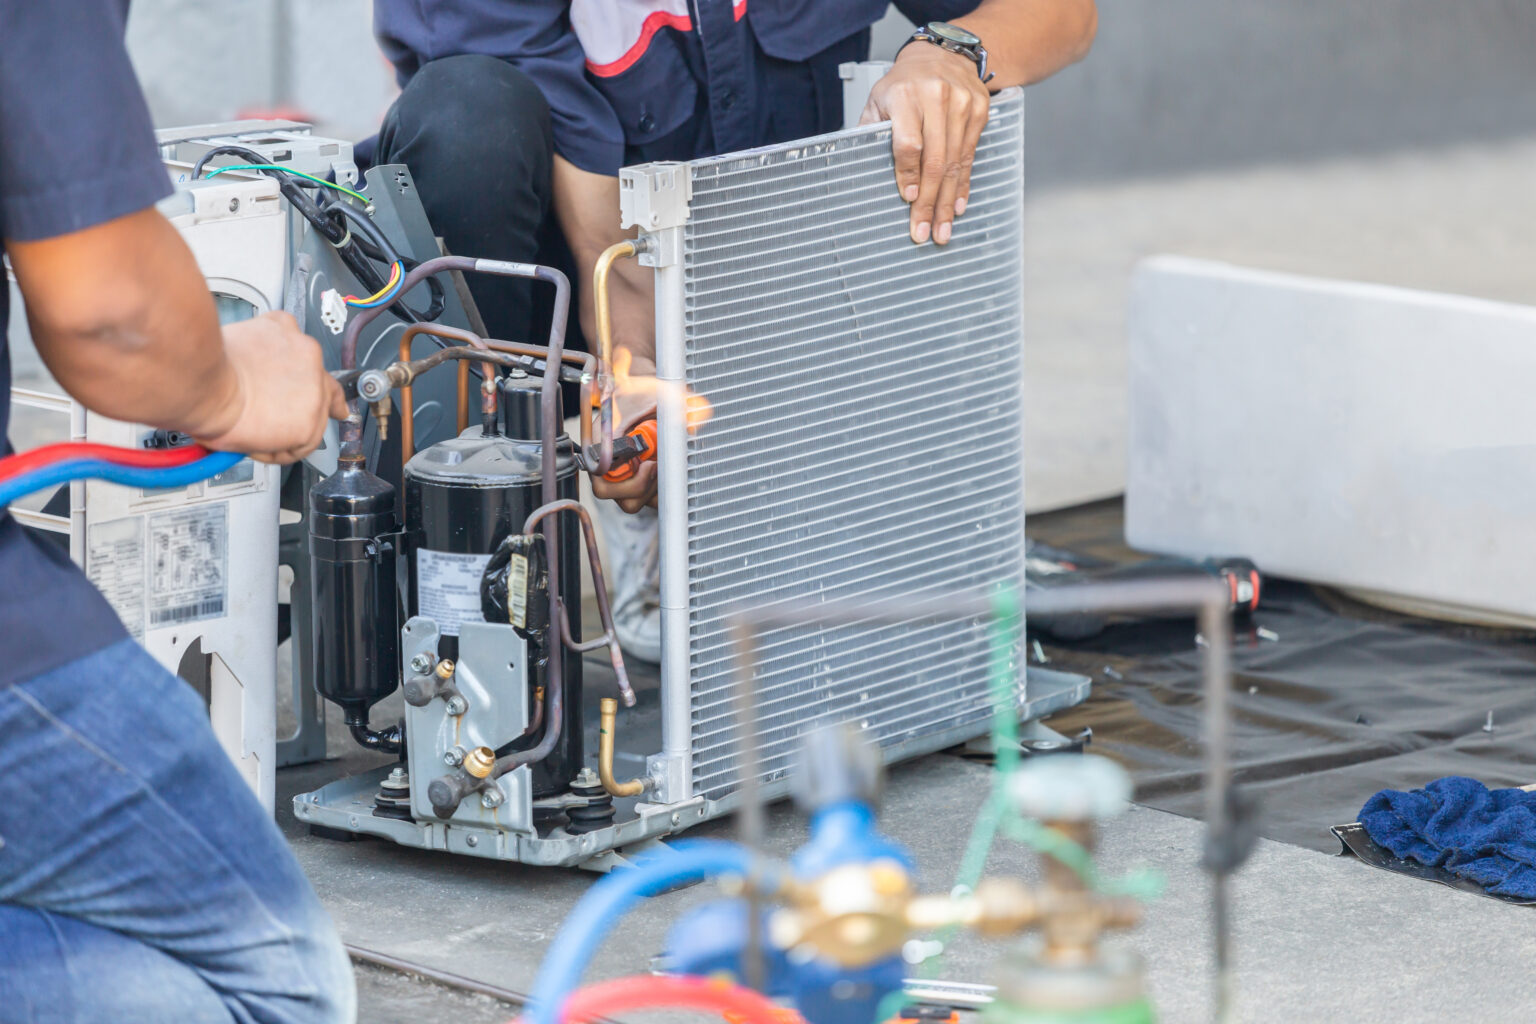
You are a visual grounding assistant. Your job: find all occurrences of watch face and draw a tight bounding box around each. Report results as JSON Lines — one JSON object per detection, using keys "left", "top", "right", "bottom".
{"left": 929, "top": 21, "right": 981, "bottom": 48}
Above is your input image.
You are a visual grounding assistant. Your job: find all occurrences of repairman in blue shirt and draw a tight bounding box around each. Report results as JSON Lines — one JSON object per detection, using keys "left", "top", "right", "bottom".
{"left": 368, "top": 0, "right": 1096, "bottom": 658}
{"left": 0, "top": 2, "right": 353, "bottom": 1018}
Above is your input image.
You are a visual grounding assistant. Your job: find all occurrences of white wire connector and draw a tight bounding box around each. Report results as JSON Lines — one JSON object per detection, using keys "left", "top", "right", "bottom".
{"left": 319, "top": 288, "right": 347, "bottom": 335}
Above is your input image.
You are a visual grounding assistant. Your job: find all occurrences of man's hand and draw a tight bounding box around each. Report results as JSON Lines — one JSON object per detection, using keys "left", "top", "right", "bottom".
{"left": 193, "top": 312, "right": 350, "bottom": 465}
{"left": 860, "top": 1, "right": 1098, "bottom": 245}
{"left": 13, "top": 206, "right": 342, "bottom": 465}
{"left": 591, "top": 351, "right": 659, "bottom": 513}
{"left": 862, "top": 42, "right": 991, "bottom": 247}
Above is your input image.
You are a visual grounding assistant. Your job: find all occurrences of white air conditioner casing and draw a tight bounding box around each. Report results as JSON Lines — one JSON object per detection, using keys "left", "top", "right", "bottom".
{"left": 7, "top": 171, "right": 286, "bottom": 810}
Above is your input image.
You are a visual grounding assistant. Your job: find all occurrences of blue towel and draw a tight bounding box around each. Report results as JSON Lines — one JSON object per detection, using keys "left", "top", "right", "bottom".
{"left": 1359, "top": 777, "right": 1536, "bottom": 898}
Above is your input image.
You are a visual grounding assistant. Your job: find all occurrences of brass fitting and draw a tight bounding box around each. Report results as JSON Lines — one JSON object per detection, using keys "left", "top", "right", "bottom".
{"left": 769, "top": 859, "right": 915, "bottom": 968}
{"left": 598, "top": 697, "right": 649, "bottom": 797}
{"left": 371, "top": 395, "right": 393, "bottom": 441}
{"left": 435, "top": 659, "right": 456, "bottom": 680}
{"left": 463, "top": 746, "right": 496, "bottom": 779}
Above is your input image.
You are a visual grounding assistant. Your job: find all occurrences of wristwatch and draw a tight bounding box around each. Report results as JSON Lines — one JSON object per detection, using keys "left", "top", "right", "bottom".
{"left": 903, "top": 21, "right": 993, "bottom": 84}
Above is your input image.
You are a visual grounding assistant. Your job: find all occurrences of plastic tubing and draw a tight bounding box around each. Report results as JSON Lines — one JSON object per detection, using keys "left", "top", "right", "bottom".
{"left": 0, "top": 452, "right": 244, "bottom": 508}
{"left": 0, "top": 441, "right": 208, "bottom": 482}
{"left": 551, "top": 974, "right": 798, "bottom": 1024}
{"left": 521, "top": 840, "right": 762, "bottom": 1024}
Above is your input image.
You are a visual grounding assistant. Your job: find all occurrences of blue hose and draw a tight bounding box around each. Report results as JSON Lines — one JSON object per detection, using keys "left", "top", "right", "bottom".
{"left": 0, "top": 452, "right": 246, "bottom": 508}
{"left": 524, "top": 839, "right": 763, "bottom": 1024}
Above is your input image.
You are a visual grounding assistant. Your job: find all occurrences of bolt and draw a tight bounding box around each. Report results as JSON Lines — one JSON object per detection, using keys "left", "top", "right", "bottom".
{"left": 387, "top": 766, "right": 408, "bottom": 784}
{"left": 572, "top": 767, "right": 599, "bottom": 789}
{"left": 670, "top": 812, "right": 681, "bottom": 826}
{"left": 480, "top": 787, "right": 504, "bottom": 809}
{"left": 445, "top": 695, "right": 468, "bottom": 716}
{"left": 348, "top": 815, "right": 360, "bottom": 829}
{"left": 443, "top": 746, "right": 466, "bottom": 767}
{"left": 228, "top": 197, "right": 240, "bottom": 212}
{"left": 410, "top": 652, "right": 433, "bottom": 674}
{"left": 466, "top": 834, "right": 479, "bottom": 848}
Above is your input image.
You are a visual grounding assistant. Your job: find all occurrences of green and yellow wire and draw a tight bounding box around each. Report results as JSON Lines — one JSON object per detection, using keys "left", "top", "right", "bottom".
{"left": 203, "top": 162, "right": 372, "bottom": 205}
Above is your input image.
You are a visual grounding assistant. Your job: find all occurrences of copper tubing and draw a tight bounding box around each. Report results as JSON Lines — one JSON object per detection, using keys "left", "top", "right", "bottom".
{"left": 491, "top": 262, "right": 574, "bottom": 783}
{"left": 522, "top": 498, "right": 635, "bottom": 708}
{"left": 591, "top": 240, "right": 641, "bottom": 476}
{"left": 339, "top": 255, "right": 481, "bottom": 457}
{"left": 397, "top": 333, "right": 415, "bottom": 460}
{"left": 395, "top": 322, "right": 499, "bottom": 470}
{"left": 598, "top": 697, "right": 649, "bottom": 797}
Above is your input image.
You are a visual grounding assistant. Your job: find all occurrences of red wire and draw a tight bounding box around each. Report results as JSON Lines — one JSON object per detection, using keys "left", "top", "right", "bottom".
{"left": 531, "top": 974, "right": 802, "bottom": 1024}
{"left": 0, "top": 441, "right": 211, "bottom": 482}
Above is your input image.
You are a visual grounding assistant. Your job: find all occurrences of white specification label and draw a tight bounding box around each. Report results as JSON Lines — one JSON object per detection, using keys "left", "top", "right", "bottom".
{"left": 88, "top": 516, "right": 146, "bottom": 640}
{"left": 416, "top": 549, "right": 491, "bottom": 636}
{"left": 147, "top": 504, "right": 229, "bottom": 628}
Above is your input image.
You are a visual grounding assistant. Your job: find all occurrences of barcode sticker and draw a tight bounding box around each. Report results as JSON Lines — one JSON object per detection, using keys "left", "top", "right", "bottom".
{"left": 147, "top": 504, "right": 229, "bottom": 630}
{"left": 508, "top": 553, "right": 529, "bottom": 628}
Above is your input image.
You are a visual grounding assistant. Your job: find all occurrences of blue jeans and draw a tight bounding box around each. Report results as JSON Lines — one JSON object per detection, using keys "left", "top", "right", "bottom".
{"left": 0, "top": 641, "right": 355, "bottom": 1023}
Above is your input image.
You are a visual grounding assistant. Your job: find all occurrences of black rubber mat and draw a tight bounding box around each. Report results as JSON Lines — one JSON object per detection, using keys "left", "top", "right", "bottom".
{"left": 1029, "top": 499, "right": 1536, "bottom": 854}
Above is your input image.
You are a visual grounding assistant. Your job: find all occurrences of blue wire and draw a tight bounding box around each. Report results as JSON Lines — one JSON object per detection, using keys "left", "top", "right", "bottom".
{"left": 345, "top": 261, "right": 407, "bottom": 309}
{"left": 523, "top": 839, "right": 763, "bottom": 1024}
{"left": 0, "top": 452, "right": 246, "bottom": 508}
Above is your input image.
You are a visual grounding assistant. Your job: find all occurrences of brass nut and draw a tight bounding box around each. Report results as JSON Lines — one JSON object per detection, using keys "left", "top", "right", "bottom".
{"left": 435, "top": 659, "right": 456, "bottom": 680}
{"left": 463, "top": 746, "right": 496, "bottom": 779}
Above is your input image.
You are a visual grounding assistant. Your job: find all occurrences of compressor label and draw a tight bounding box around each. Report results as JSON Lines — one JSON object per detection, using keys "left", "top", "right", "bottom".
{"left": 87, "top": 516, "right": 146, "bottom": 640}
{"left": 417, "top": 549, "right": 492, "bottom": 636}
{"left": 147, "top": 504, "right": 229, "bottom": 628}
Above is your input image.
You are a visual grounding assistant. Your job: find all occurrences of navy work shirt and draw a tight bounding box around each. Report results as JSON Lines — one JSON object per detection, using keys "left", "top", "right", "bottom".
{"left": 375, "top": 0, "right": 982, "bottom": 174}
{"left": 0, "top": 0, "right": 171, "bottom": 687}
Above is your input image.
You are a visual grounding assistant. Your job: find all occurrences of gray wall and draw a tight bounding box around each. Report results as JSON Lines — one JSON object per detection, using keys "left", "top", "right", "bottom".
{"left": 128, "top": 1, "right": 1536, "bottom": 183}
{"left": 1021, "top": 0, "right": 1536, "bottom": 185}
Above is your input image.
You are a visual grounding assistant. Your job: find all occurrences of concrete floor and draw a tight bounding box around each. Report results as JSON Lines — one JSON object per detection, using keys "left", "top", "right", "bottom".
{"left": 284, "top": 722, "right": 1536, "bottom": 1024}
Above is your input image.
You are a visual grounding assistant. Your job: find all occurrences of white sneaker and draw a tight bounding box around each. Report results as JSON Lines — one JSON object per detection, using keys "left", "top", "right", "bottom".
{"left": 591, "top": 499, "right": 662, "bottom": 665}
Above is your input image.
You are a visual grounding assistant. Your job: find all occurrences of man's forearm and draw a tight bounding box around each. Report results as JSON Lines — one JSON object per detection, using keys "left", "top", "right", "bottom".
{"left": 954, "top": 0, "right": 1097, "bottom": 89}
{"left": 9, "top": 208, "right": 241, "bottom": 438}
{"left": 552, "top": 155, "right": 657, "bottom": 365}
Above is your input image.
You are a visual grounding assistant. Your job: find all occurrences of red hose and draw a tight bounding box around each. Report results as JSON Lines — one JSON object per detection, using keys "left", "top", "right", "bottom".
{"left": 0, "top": 441, "right": 210, "bottom": 482}
{"left": 525, "top": 974, "right": 802, "bottom": 1024}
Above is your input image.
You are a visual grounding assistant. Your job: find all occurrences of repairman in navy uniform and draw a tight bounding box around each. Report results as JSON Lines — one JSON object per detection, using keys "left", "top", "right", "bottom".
{"left": 369, "top": 0, "right": 1097, "bottom": 661}
{"left": 0, "top": 2, "right": 353, "bottom": 1019}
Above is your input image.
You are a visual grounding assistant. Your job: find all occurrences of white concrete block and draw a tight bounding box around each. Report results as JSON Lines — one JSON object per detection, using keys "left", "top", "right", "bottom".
{"left": 1127, "top": 255, "right": 1536, "bottom": 623}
